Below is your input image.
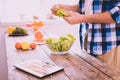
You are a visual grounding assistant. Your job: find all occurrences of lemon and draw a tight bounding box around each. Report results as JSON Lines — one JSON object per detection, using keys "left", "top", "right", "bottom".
{"left": 21, "top": 42, "right": 30, "bottom": 50}
{"left": 7, "top": 26, "right": 16, "bottom": 35}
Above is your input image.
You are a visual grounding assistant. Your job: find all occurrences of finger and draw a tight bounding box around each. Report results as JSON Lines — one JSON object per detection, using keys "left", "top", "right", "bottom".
{"left": 63, "top": 11, "right": 72, "bottom": 17}
{"left": 51, "top": 5, "right": 58, "bottom": 15}
{"left": 63, "top": 16, "right": 70, "bottom": 21}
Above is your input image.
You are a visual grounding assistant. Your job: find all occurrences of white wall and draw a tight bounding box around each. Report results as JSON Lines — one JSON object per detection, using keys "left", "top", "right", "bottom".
{"left": 1, "top": 0, "right": 42, "bottom": 22}
{"left": 0, "top": 0, "right": 3, "bottom": 23}
{"left": 0, "top": 0, "right": 78, "bottom": 23}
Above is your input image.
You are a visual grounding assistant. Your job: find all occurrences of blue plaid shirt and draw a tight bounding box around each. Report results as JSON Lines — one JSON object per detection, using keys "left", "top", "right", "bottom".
{"left": 79, "top": 0, "right": 120, "bottom": 56}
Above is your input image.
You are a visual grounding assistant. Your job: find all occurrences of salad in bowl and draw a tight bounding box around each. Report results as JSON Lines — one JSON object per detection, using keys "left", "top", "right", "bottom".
{"left": 45, "top": 34, "right": 76, "bottom": 54}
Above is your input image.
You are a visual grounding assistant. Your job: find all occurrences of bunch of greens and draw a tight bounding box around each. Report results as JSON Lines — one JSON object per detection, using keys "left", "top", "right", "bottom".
{"left": 12, "top": 27, "right": 28, "bottom": 35}
{"left": 56, "top": 9, "right": 69, "bottom": 18}
{"left": 46, "top": 34, "right": 76, "bottom": 52}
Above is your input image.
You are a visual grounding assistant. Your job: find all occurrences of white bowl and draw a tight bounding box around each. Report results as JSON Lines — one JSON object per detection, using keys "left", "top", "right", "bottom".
{"left": 47, "top": 43, "right": 73, "bottom": 55}
{"left": 50, "top": 50, "right": 68, "bottom": 55}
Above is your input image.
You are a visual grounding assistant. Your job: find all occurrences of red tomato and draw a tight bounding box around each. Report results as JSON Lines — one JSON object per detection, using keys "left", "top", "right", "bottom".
{"left": 30, "top": 43, "right": 36, "bottom": 49}
{"left": 15, "top": 42, "right": 21, "bottom": 50}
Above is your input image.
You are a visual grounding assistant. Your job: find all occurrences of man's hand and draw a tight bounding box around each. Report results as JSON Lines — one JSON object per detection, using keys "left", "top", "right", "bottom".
{"left": 51, "top": 4, "right": 80, "bottom": 16}
{"left": 51, "top": 4, "right": 62, "bottom": 15}
{"left": 63, "top": 11, "right": 86, "bottom": 25}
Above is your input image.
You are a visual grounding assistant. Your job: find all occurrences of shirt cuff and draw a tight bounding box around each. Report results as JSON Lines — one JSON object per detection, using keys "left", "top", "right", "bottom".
{"left": 109, "top": 5, "right": 120, "bottom": 23}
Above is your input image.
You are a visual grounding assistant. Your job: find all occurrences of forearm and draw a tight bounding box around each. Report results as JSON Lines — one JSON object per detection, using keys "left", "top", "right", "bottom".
{"left": 60, "top": 4, "right": 79, "bottom": 12}
{"left": 84, "top": 11, "right": 115, "bottom": 23}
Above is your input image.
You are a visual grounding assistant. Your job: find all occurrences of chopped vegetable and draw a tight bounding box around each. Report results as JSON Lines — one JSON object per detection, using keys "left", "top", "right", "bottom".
{"left": 45, "top": 34, "right": 76, "bottom": 52}
{"left": 56, "top": 9, "right": 69, "bottom": 18}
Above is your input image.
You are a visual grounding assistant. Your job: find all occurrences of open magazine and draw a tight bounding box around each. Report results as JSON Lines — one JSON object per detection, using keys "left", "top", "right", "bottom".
{"left": 14, "top": 60, "right": 64, "bottom": 78}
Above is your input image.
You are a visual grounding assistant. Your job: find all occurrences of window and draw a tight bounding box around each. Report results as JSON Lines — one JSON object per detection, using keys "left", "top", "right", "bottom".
{"left": 0, "top": 0, "right": 78, "bottom": 22}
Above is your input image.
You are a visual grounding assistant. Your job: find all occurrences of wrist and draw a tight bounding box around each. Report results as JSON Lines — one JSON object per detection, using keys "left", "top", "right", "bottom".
{"left": 83, "top": 15, "right": 93, "bottom": 23}
{"left": 79, "top": 15, "right": 88, "bottom": 23}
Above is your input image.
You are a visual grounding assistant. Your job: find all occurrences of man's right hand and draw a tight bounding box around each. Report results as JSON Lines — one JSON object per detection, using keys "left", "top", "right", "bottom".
{"left": 51, "top": 4, "right": 63, "bottom": 15}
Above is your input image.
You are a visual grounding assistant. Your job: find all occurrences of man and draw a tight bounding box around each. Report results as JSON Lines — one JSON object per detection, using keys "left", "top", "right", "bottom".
{"left": 51, "top": 0, "right": 120, "bottom": 71}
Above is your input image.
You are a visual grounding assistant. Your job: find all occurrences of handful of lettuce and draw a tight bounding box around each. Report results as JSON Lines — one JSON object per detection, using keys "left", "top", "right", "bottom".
{"left": 45, "top": 34, "right": 76, "bottom": 52}
{"left": 56, "top": 9, "right": 69, "bottom": 18}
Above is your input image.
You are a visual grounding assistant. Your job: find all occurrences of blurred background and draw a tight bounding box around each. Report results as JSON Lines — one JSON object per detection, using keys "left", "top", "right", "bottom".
{"left": 0, "top": 0, "right": 78, "bottom": 23}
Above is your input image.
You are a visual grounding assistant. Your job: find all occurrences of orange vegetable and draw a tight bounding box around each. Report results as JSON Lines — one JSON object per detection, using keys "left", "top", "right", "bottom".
{"left": 30, "top": 43, "right": 36, "bottom": 49}
{"left": 15, "top": 42, "right": 21, "bottom": 50}
{"left": 33, "top": 21, "right": 44, "bottom": 27}
{"left": 38, "top": 21, "right": 44, "bottom": 27}
{"left": 33, "top": 21, "right": 38, "bottom": 26}
{"left": 35, "top": 31, "right": 43, "bottom": 40}
{"left": 33, "top": 26, "right": 39, "bottom": 31}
